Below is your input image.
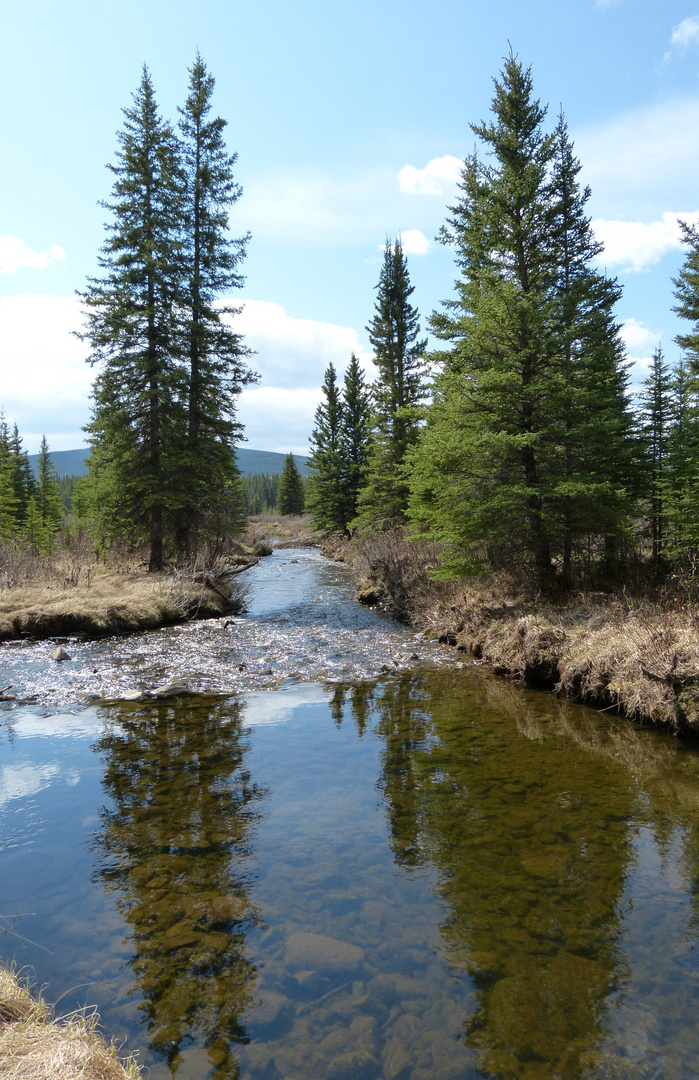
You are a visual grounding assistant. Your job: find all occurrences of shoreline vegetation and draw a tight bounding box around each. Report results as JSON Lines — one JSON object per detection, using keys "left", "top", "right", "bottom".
{"left": 0, "top": 964, "right": 141, "bottom": 1079}
{"left": 342, "top": 530, "right": 699, "bottom": 738}
{"left": 0, "top": 516, "right": 317, "bottom": 645}
{"left": 0, "top": 546, "right": 259, "bottom": 645}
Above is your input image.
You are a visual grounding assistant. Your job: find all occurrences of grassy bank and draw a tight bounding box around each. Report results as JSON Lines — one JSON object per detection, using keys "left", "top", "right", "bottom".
{"left": 0, "top": 546, "right": 253, "bottom": 642}
{"left": 346, "top": 531, "right": 699, "bottom": 736}
{"left": 245, "top": 514, "right": 320, "bottom": 548}
{"left": 0, "top": 965, "right": 141, "bottom": 1079}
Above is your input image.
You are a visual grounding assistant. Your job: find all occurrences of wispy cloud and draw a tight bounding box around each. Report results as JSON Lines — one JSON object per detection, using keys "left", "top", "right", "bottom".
{"left": 575, "top": 99, "right": 699, "bottom": 216}
{"left": 592, "top": 211, "right": 699, "bottom": 272}
{"left": 0, "top": 236, "right": 66, "bottom": 274}
{"left": 670, "top": 16, "right": 699, "bottom": 50}
{"left": 398, "top": 155, "right": 462, "bottom": 196}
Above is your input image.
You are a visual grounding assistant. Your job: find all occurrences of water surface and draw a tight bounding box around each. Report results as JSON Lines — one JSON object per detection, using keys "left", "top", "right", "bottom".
{"left": 2, "top": 553, "right": 699, "bottom": 1079}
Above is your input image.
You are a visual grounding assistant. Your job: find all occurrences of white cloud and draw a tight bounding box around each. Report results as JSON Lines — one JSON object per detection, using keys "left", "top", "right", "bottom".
{"left": 0, "top": 236, "right": 66, "bottom": 274}
{"left": 0, "top": 294, "right": 92, "bottom": 451}
{"left": 619, "top": 318, "right": 663, "bottom": 390}
{"left": 592, "top": 211, "right": 699, "bottom": 272}
{"left": 0, "top": 762, "right": 61, "bottom": 807}
{"left": 620, "top": 318, "right": 662, "bottom": 355}
{"left": 0, "top": 294, "right": 375, "bottom": 455}
{"left": 671, "top": 16, "right": 699, "bottom": 49}
{"left": 575, "top": 100, "right": 699, "bottom": 216}
{"left": 379, "top": 230, "right": 430, "bottom": 256}
{"left": 238, "top": 386, "right": 323, "bottom": 456}
{"left": 234, "top": 300, "right": 374, "bottom": 390}
{"left": 398, "top": 155, "right": 462, "bottom": 195}
{"left": 232, "top": 167, "right": 395, "bottom": 246}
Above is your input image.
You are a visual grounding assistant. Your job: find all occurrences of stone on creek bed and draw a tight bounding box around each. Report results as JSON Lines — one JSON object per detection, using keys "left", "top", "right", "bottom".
{"left": 90, "top": 682, "right": 205, "bottom": 703}
{"left": 285, "top": 932, "right": 364, "bottom": 974}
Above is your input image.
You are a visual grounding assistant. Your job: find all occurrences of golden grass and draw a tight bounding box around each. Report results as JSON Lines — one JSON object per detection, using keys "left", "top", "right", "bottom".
{"left": 245, "top": 515, "right": 320, "bottom": 548}
{"left": 348, "top": 530, "right": 699, "bottom": 735}
{"left": 0, "top": 967, "right": 141, "bottom": 1079}
{"left": 0, "top": 563, "right": 246, "bottom": 642}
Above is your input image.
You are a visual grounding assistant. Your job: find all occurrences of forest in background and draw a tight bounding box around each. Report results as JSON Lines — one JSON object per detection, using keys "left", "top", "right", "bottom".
{"left": 4, "top": 53, "right": 699, "bottom": 599}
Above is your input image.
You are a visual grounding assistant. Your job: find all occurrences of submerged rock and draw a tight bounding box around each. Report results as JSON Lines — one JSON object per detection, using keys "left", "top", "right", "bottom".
{"left": 285, "top": 932, "right": 364, "bottom": 974}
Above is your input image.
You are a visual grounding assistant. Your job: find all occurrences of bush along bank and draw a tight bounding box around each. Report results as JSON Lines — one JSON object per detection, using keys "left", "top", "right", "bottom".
{"left": 346, "top": 530, "right": 699, "bottom": 737}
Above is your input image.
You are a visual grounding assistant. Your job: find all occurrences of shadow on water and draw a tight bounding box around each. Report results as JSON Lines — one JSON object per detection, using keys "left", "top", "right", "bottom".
{"left": 92, "top": 697, "right": 267, "bottom": 1077}
{"left": 333, "top": 670, "right": 699, "bottom": 1080}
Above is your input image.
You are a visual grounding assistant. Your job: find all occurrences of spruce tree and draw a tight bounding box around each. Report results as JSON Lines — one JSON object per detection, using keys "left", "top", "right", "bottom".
{"left": 409, "top": 57, "right": 633, "bottom": 590}
{"left": 340, "top": 353, "right": 371, "bottom": 527}
{"left": 277, "top": 454, "right": 305, "bottom": 515}
{"left": 307, "top": 364, "right": 347, "bottom": 532}
{"left": 410, "top": 56, "right": 559, "bottom": 587}
{"left": 354, "top": 239, "right": 427, "bottom": 529}
{"left": 639, "top": 346, "right": 673, "bottom": 569}
{"left": 548, "top": 112, "right": 635, "bottom": 583}
{"left": 36, "top": 435, "right": 64, "bottom": 549}
{"left": 80, "top": 66, "right": 184, "bottom": 571}
{"left": 664, "top": 361, "right": 699, "bottom": 571}
{"left": 10, "top": 423, "right": 36, "bottom": 524}
{"left": 0, "top": 415, "right": 18, "bottom": 541}
{"left": 176, "top": 54, "right": 256, "bottom": 557}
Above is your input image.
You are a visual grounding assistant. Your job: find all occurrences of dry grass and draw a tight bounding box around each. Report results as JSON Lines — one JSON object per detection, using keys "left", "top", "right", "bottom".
{"left": 0, "top": 552, "right": 248, "bottom": 642}
{"left": 0, "top": 967, "right": 141, "bottom": 1079}
{"left": 348, "top": 530, "right": 699, "bottom": 735}
{"left": 245, "top": 515, "right": 320, "bottom": 548}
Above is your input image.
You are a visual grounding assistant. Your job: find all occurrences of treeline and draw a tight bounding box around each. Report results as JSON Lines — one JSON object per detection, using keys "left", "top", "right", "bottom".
{"left": 74, "top": 55, "right": 256, "bottom": 569}
{"left": 243, "top": 456, "right": 308, "bottom": 516}
{"left": 308, "top": 55, "right": 699, "bottom": 594}
{"left": 0, "top": 422, "right": 65, "bottom": 552}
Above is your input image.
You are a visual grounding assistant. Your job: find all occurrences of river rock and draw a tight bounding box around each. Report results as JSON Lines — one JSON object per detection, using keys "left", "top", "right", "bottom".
{"left": 52, "top": 646, "right": 71, "bottom": 661}
{"left": 382, "top": 1036, "right": 413, "bottom": 1080}
{"left": 285, "top": 932, "right": 364, "bottom": 974}
{"left": 150, "top": 681, "right": 191, "bottom": 698}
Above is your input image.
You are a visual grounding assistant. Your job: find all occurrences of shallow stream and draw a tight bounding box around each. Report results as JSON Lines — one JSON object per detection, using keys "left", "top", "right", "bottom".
{"left": 3, "top": 549, "right": 699, "bottom": 1079}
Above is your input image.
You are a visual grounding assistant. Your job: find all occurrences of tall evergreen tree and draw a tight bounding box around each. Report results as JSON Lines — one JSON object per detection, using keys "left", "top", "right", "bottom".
{"left": 0, "top": 415, "right": 18, "bottom": 541}
{"left": 548, "top": 111, "right": 635, "bottom": 582}
{"left": 307, "top": 364, "right": 347, "bottom": 532}
{"left": 10, "top": 423, "right": 36, "bottom": 524}
{"left": 639, "top": 346, "right": 673, "bottom": 568}
{"left": 277, "top": 453, "right": 305, "bottom": 515}
{"left": 80, "top": 66, "right": 183, "bottom": 571}
{"left": 409, "top": 57, "right": 632, "bottom": 591}
{"left": 354, "top": 239, "right": 427, "bottom": 529}
{"left": 663, "top": 360, "right": 699, "bottom": 571}
{"left": 176, "top": 53, "right": 256, "bottom": 557}
{"left": 340, "top": 353, "right": 371, "bottom": 527}
{"left": 36, "top": 435, "right": 64, "bottom": 549}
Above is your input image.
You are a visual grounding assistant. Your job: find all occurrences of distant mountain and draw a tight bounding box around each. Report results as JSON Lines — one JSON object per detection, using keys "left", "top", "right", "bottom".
{"left": 28, "top": 446, "right": 311, "bottom": 479}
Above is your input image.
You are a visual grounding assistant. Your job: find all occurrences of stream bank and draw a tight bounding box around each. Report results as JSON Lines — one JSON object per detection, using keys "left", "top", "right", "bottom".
{"left": 345, "top": 529, "right": 699, "bottom": 736}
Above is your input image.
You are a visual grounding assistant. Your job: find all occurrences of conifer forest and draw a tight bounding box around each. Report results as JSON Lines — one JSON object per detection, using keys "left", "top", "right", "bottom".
{"left": 3, "top": 53, "right": 699, "bottom": 597}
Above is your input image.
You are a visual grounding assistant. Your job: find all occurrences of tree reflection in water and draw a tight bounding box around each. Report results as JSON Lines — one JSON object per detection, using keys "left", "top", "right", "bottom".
{"left": 344, "top": 671, "right": 637, "bottom": 1079}
{"left": 93, "top": 697, "right": 266, "bottom": 1078}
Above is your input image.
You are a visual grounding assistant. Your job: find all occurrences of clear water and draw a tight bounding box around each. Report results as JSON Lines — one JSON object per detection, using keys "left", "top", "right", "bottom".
{"left": 2, "top": 553, "right": 699, "bottom": 1079}
{"left": 0, "top": 549, "right": 449, "bottom": 708}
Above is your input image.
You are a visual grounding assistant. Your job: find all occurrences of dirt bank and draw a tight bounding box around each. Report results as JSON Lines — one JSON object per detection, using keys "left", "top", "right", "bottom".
{"left": 346, "top": 530, "right": 699, "bottom": 737}
{"left": 0, "top": 560, "right": 251, "bottom": 643}
{"left": 0, "top": 965, "right": 141, "bottom": 1079}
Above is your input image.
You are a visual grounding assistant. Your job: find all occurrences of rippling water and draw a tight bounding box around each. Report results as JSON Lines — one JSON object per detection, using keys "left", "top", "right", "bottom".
{"left": 3, "top": 552, "right": 699, "bottom": 1080}
{"left": 0, "top": 549, "right": 450, "bottom": 710}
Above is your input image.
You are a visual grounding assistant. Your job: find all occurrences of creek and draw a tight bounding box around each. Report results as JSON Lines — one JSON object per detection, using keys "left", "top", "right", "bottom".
{"left": 2, "top": 548, "right": 699, "bottom": 1079}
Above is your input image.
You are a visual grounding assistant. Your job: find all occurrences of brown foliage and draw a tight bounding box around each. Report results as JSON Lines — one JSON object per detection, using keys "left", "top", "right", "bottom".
{"left": 348, "top": 530, "right": 699, "bottom": 735}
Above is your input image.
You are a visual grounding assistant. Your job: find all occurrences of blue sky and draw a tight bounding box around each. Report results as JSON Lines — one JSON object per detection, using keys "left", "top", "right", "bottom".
{"left": 2, "top": 0, "right": 699, "bottom": 453}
